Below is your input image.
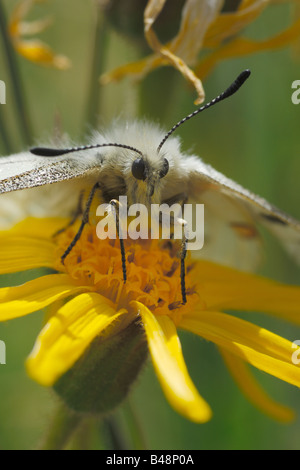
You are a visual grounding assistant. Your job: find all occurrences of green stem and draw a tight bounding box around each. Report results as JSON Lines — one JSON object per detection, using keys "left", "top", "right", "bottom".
{"left": 85, "top": 4, "right": 110, "bottom": 131}
{"left": 39, "top": 402, "right": 83, "bottom": 450}
{"left": 68, "top": 419, "right": 94, "bottom": 450}
{"left": 0, "top": 0, "right": 32, "bottom": 145}
{"left": 102, "top": 415, "right": 128, "bottom": 450}
{"left": 123, "top": 398, "right": 147, "bottom": 450}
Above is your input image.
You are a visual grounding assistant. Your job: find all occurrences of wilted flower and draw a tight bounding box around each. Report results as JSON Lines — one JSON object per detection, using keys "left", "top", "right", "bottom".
{"left": 101, "top": 0, "right": 300, "bottom": 104}
{"left": 9, "top": 0, "right": 71, "bottom": 69}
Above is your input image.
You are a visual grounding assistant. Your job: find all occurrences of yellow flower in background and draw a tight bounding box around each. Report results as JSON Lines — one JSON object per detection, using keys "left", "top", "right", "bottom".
{"left": 101, "top": 0, "right": 300, "bottom": 104}
{"left": 9, "top": 0, "right": 71, "bottom": 69}
{"left": 1, "top": 217, "right": 300, "bottom": 423}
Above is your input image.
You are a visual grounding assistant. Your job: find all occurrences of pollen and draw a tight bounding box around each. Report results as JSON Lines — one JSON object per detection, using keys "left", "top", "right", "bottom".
{"left": 54, "top": 223, "right": 199, "bottom": 320}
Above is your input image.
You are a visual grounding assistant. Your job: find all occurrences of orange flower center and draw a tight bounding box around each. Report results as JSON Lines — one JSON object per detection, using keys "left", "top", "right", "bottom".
{"left": 54, "top": 223, "right": 199, "bottom": 319}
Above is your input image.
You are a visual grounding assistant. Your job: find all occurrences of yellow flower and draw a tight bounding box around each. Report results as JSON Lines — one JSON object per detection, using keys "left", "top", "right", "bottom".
{"left": 101, "top": 0, "right": 300, "bottom": 104}
{"left": 9, "top": 0, "right": 71, "bottom": 69}
{"left": 1, "top": 216, "right": 300, "bottom": 423}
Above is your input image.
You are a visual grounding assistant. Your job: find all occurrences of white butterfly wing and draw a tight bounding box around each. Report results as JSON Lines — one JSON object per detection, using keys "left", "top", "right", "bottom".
{"left": 0, "top": 151, "right": 100, "bottom": 227}
{"left": 184, "top": 157, "right": 300, "bottom": 270}
{"left": 0, "top": 150, "right": 100, "bottom": 193}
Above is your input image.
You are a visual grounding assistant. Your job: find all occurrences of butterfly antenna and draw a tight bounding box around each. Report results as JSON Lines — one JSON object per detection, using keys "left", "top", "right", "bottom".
{"left": 30, "top": 142, "right": 144, "bottom": 158}
{"left": 157, "top": 69, "right": 251, "bottom": 153}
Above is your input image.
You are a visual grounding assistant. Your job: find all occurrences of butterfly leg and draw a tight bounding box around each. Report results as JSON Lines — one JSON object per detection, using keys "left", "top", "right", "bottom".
{"left": 180, "top": 228, "right": 188, "bottom": 305}
{"left": 61, "top": 182, "right": 102, "bottom": 264}
{"left": 110, "top": 199, "right": 127, "bottom": 283}
{"left": 161, "top": 193, "right": 189, "bottom": 305}
{"left": 54, "top": 190, "right": 85, "bottom": 237}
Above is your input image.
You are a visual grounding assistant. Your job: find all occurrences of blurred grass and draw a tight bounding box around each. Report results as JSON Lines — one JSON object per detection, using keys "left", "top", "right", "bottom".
{"left": 0, "top": 0, "right": 300, "bottom": 450}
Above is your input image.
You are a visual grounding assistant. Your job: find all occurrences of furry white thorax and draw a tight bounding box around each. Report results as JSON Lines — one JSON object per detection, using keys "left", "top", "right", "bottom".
{"left": 89, "top": 120, "right": 199, "bottom": 207}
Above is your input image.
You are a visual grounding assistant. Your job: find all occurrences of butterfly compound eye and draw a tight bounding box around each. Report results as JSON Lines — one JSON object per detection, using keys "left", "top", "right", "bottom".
{"left": 159, "top": 158, "right": 169, "bottom": 179}
{"left": 132, "top": 158, "right": 147, "bottom": 180}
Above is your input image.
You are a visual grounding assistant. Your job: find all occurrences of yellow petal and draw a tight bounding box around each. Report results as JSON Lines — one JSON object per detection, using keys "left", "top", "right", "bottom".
{"left": 16, "top": 17, "right": 53, "bottom": 37}
{"left": 100, "top": 55, "right": 164, "bottom": 85}
{"left": 154, "top": 46, "right": 205, "bottom": 105}
{"left": 0, "top": 236, "right": 56, "bottom": 273}
{"left": 26, "top": 292, "right": 124, "bottom": 386}
{"left": 192, "top": 260, "right": 300, "bottom": 324}
{"left": 291, "top": 1, "right": 300, "bottom": 57}
{"left": 0, "top": 274, "right": 87, "bottom": 321}
{"left": 180, "top": 311, "right": 300, "bottom": 388}
{"left": 9, "top": 0, "right": 36, "bottom": 37}
{"left": 168, "top": 0, "right": 223, "bottom": 63}
{"left": 101, "top": 47, "right": 205, "bottom": 105}
{"left": 204, "top": 0, "right": 268, "bottom": 48}
{"left": 197, "top": 17, "right": 300, "bottom": 79}
{"left": 220, "top": 348, "right": 295, "bottom": 423}
{"left": 144, "top": 0, "right": 167, "bottom": 30}
{"left": 0, "top": 217, "right": 70, "bottom": 239}
{"left": 132, "top": 301, "right": 212, "bottom": 423}
{"left": 14, "top": 39, "right": 71, "bottom": 69}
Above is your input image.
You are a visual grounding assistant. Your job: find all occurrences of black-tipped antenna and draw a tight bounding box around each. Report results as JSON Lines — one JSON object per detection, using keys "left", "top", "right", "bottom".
{"left": 30, "top": 142, "right": 144, "bottom": 158}
{"left": 157, "top": 69, "right": 251, "bottom": 153}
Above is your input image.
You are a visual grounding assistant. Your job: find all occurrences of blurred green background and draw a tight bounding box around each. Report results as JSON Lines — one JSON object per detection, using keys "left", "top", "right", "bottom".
{"left": 0, "top": 0, "right": 300, "bottom": 450}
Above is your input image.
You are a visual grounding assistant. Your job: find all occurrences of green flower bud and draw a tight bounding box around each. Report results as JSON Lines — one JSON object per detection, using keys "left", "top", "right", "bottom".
{"left": 54, "top": 319, "right": 148, "bottom": 414}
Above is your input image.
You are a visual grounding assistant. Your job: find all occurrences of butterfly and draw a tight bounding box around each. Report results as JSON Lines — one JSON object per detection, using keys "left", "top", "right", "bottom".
{"left": 0, "top": 70, "right": 299, "bottom": 303}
